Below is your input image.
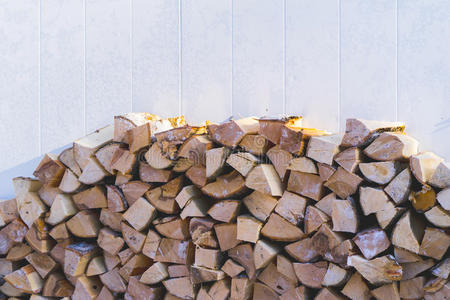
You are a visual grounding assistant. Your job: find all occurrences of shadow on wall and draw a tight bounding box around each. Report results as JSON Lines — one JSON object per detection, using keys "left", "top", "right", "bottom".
{"left": 0, "top": 144, "right": 70, "bottom": 199}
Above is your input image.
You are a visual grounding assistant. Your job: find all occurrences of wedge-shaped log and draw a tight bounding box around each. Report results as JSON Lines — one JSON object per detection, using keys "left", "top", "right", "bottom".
{"left": 118, "top": 253, "right": 152, "bottom": 281}
{"left": 95, "top": 143, "right": 120, "bottom": 175}
{"left": 226, "top": 152, "right": 258, "bottom": 177}
{"left": 287, "top": 171, "right": 324, "bottom": 201}
{"left": 315, "top": 192, "right": 337, "bottom": 217}
{"left": 73, "top": 186, "right": 107, "bottom": 210}
{"left": 364, "top": 132, "right": 418, "bottom": 161}
{"left": 26, "top": 253, "right": 57, "bottom": 279}
{"left": 424, "top": 205, "right": 450, "bottom": 228}
{"left": 267, "top": 145, "right": 292, "bottom": 180}
{"left": 215, "top": 223, "right": 240, "bottom": 251}
{"left": 59, "top": 146, "right": 82, "bottom": 176}
{"left": 128, "top": 276, "right": 164, "bottom": 300}
{"left": 86, "top": 256, "right": 106, "bottom": 276}
{"left": 243, "top": 190, "right": 278, "bottom": 222}
{"left": 139, "top": 162, "right": 172, "bottom": 183}
{"left": 33, "top": 153, "right": 66, "bottom": 186}
{"left": 4, "top": 264, "right": 43, "bottom": 294}
{"left": 64, "top": 242, "right": 99, "bottom": 276}
{"left": 370, "top": 283, "right": 400, "bottom": 300}
{"left": 206, "top": 147, "right": 230, "bottom": 179}
{"left": 306, "top": 134, "right": 342, "bottom": 165}
{"left": 332, "top": 199, "right": 358, "bottom": 233}
{"left": 140, "top": 262, "right": 168, "bottom": 285}
{"left": 410, "top": 151, "right": 444, "bottom": 184}
{"left": 280, "top": 126, "right": 327, "bottom": 155}
{"left": 99, "top": 268, "right": 127, "bottom": 293}
{"left": 175, "top": 185, "right": 202, "bottom": 209}
{"left": 154, "top": 216, "right": 190, "bottom": 240}
{"left": 202, "top": 171, "right": 247, "bottom": 199}
{"left": 359, "top": 161, "right": 398, "bottom": 184}
{"left": 145, "top": 143, "right": 173, "bottom": 169}
{"left": 287, "top": 156, "right": 317, "bottom": 174}
{"left": 154, "top": 238, "right": 194, "bottom": 265}
{"left": 437, "top": 187, "right": 450, "bottom": 210}
{"left": 145, "top": 187, "right": 179, "bottom": 214}
{"left": 208, "top": 200, "right": 240, "bottom": 223}
{"left": 245, "top": 164, "right": 283, "bottom": 196}
{"left": 342, "top": 119, "right": 405, "bottom": 147}
{"left": 228, "top": 244, "right": 256, "bottom": 281}
{"left": 376, "top": 201, "right": 406, "bottom": 229}
{"left": 79, "top": 157, "right": 108, "bottom": 184}
{"left": 66, "top": 210, "right": 101, "bottom": 238}
{"left": 285, "top": 238, "right": 320, "bottom": 263}
{"left": 72, "top": 275, "right": 102, "bottom": 300}
{"left": 123, "top": 197, "right": 156, "bottom": 231}
{"left": 391, "top": 210, "right": 425, "bottom": 254}
{"left": 347, "top": 255, "right": 402, "bottom": 285}
{"left": 221, "top": 259, "right": 245, "bottom": 277}
{"left": 253, "top": 282, "right": 278, "bottom": 300}
{"left": 16, "top": 192, "right": 47, "bottom": 228}
{"left": 208, "top": 117, "right": 259, "bottom": 148}
{"left": 304, "top": 205, "right": 330, "bottom": 234}
{"left": 341, "top": 272, "right": 370, "bottom": 300}
{"left": 239, "top": 134, "right": 270, "bottom": 155}
{"left": 359, "top": 187, "right": 390, "bottom": 216}
{"left": 419, "top": 227, "right": 450, "bottom": 260}
{"left": 261, "top": 213, "right": 304, "bottom": 242}
{"left": 293, "top": 261, "right": 328, "bottom": 289}
{"left": 258, "top": 116, "right": 303, "bottom": 144}
{"left": 59, "top": 169, "right": 82, "bottom": 193}
{"left": 121, "top": 222, "right": 146, "bottom": 253}
{"left": 163, "top": 277, "right": 196, "bottom": 300}
{"left": 180, "top": 196, "right": 209, "bottom": 220}
{"left": 402, "top": 258, "right": 434, "bottom": 280}
{"left": 74, "top": 125, "right": 113, "bottom": 171}
{"left": 429, "top": 161, "right": 450, "bottom": 188}
{"left": 400, "top": 276, "right": 425, "bottom": 300}
{"left": 25, "top": 218, "right": 55, "bottom": 254}
{"left": 409, "top": 184, "right": 436, "bottom": 212}
{"left": 322, "top": 263, "right": 349, "bottom": 286}
{"left": 191, "top": 265, "right": 225, "bottom": 284}
{"left": 99, "top": 208, "right": 122, "bottom": 232}
{"left": 324, "top": 167, "right": 363, "bottom": 199}
{"left": 274, "top": 191, "right": 307, "bottom": 225}
{"left": 0, "top": 198, "right": 18, "bottom": 226}
{"left": 276, "top": 255, "right": 298, "bottom": 284}
{"left": 46, "top": 194, "right": 78, "bottom": 226}
{"left": 42, "top": 272, "right": 74, "bottom": 297}
{"left": 178, "top": 135, "right": 213, "bottom": 166}
{"left": 254, "top": 239, "right": 280, "bottom": 270}
{"left": 97, "top": 227, "right": 124, "bottom": 255}
{"left": 334, "top": 147, "right": 361, "bottom": 173}
{"left": 258, "top": 262, "right": 296, "bottom": 295}
{"left": 237, "top": 215, "right": 262, "bottom": 243}
{"left": 106, "top": 185, "right": 126, "bottom": 212}
{"left": 384, "top": 168, "right": 412, "bottom": 204}
{"left": 353, "top": 228, "right": 390, "bottom": 260}
{"left": 231, "top": 277, "right": 253, "bottom": 300}
{"left": 142, "top": 229, "right": 161, "bottom": 259}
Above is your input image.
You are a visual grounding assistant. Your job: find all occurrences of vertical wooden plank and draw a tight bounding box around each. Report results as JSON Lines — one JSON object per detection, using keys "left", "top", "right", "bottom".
{"left": 0, "top": 0, "right": 39, "bottom": 172}
{"left": 85, "top": 0, "right": 131, "bottom": 132}
{"left": 340, "top": 0, "right": 397, "bottom": 127}
{"left": 41, "top": 0, "right": 84, "bottom": 153}
{"left": 233, "top": 0, "right": 284, "bottom": 118}
{"left": 285, "top": 0, "right": 339, "bottom": 132}
{"left": 181, "top": 0, "right": 232, "bottom": 124}
{"left": 398, "top": 0, "right": 450, "bottom": 158}
{"left": 133, "top": 0, "right": 180, "bottom": 117}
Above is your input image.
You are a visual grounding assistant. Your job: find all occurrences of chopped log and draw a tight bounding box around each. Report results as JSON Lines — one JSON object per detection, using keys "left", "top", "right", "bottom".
{"left": 162, "top": 175, "right": 185, "bottom": 198}
{"left": 254, "top": 239, "right": 280, "bottom": 269}
{"left": 364, "top": 132, "right": 418, "bottom": 161}
{"left": 226, "top": 152, "right": 259, "bottom": 177}
{"left": 113, "top": 112, "right": 157, "bottom": 143}
{"left": 46, "top": 194, "right": 78, "bottom": 226}
{"left": 402, "top": 258, "right": 434, "bottom": 280}
{"left": 121, "top": 180, "right": 151, "bottom": 206}
{"left": 306, "top": 134, "right": 343, "bottom": 165}
{"left": 341, "top": 118, "right": 405, "bottom": 147}
{"left": 33, "top": 153, "right": 66, "bottom": 186}
{"left": 384, "top": 168, "right": 412, "bottom": 204}
{"left": 431, "top": 257, "right": 450, "bottom": 278}
{"left": 261, "top": 213, "right": 304, "bottom": 242}
{"left": 419, "top": 227, "right": 450, "bottom": 260}
{"left": 140, "top": 262, "right": 168, "bottom": 285}
{"left": 287, "top": 171, "right": 324, "bottom": 201}
{"left": 121, "top": 222, "right": 146, "bottom": 253}
{"left": 375, "top": 201, "right": 406, "bottom": 229}
{"left": 127, "top": 276, "right": 164, "bottom": 300}
{"left": 293, "top": 261, "right": 328, "bottom": 288}
{"left": 252, "top": 282, "right": 278, "bottom": 300}
{"left": 99, "top": 268, "right": 127, "bottom": 293}
{"left": 163, "top": 277, "right": 196, "bottom": 300}
{"left": 324, "top": 167, "right": 363, "bottom": 199}
{"left": 437, "top": 187, "right": 450, "bottom": 210}
{"left": 315, "top": 193, "right": 337, "bottom": 217}
{"left": 175, "top": 185, "right": 202, "bottom": 209}
{"left": 429, "top": 161, "right": 450, "bottom": 188}
{"left": 74, "top": 125, "right": 113, "bottom": 171}
{"left": 359, "top": 161, "right": 398, "bottom": 184}
{"left": 215, "top": 223, "right": 240, "bottom": 251}
{"left": 267, "top": 145, "right": 292, "bottom": 180}
{"left": 42, "top": 272, "right": 74, "bottom": 297}
{"left": 118, "top": 253, "right": 152, "bottom": 281}
{"left": 95, "top": 143, "right": 120, "bottom": 175}
{"left": 322, "top": 263, "right": 349, "bottom": 287}
{"left": 353, "top": 228, "right": 390, "bottom": 259}
{"left": 318, "top": 163, "right": 336, "bottom": 182}
{"left": 424, "top": 205, "right": 450, "bottom": 228}
{"left": 71, "top": 275, "right": 102, "bottom": 300}
{"left": 99, "top": 208, "right": 122, "bottom": 232}
{"left": 193, "top": 230, "right": 218, "bottom": 249}
{"left": 59, "top": 169, "right": 82, "bottom": 193}
{"left": 105, "top": 185, "right": 126, "bottom": 212}
{"left": 127, "top": 122, "right": 151, "bottom": 152}
{"left": 0, "top": 198, "right": 18, "bottom": 226}
{"left": 190, "top": 217, "right": 215, "bottom": 240}
{"left": 410, "top": 151, "right": 443, "bottom": 184}
{"left": 208, "top": 278, "right": 231, "bottom": 300}
{"left": 341, "top": 272, "right": 370, "bottom": 300}
{"left": 95, "top": 286, "right": 114, "bottom": 300}
{"left": 245, "top": 164, "right": 283, "bottom": 196}
{"left": 123, "top": 197, "right": 156, "bottom": 231}
{"left": 4, "top": 265, "right": 43, "bottom": 294}
{"left": 237, "top": 215, "right": 263, "bottom": 243}
{"left": 274, "top": 191, "right": 307, "bottom": 225}
{"left": 285, "top": 238, "right": 320, "bottom": 263}
{"left": 16, "top": 192, "right": 47, "bottom": 228}
{"left": 191, "top": 265, "right": 226, "bottom": 284}
{"left": 202, "top": 171, "right": 247, "bottom": 199}
{"left": 180, "top": 196, "right": 209, "bottom": 220}
{"left": 97, "top": 227, "right": 125, "bottom": 255}
{"left": 168, "top": 264, "right": 190, "bottom": 278}
{"left": 86, "top": 256, "right": 106, "bottom": 276}
{"left": 391, "top": 210, "right": 425, "bottom": 254}
{"left": 0, "top": 281, "right": 24, "bottom": 297}
{"left": 208, "top": 117, "right": 259, "bottom": 148}
{"left": 231, "top": 277, "right": 252, "bottom": 300}
{"left": 243, "top": 190, "right": 278, "bottom": 222}
{"left": 287, "top": 156, "right": 317, "bottom": 174}
{"left": 66, "top": 210, "right": 101, "bottom": 238}
{"left": 208, "top": 200, "right": 240, "bottom": 223}
{"left": 25, "top": 218, "right": 55, "bottom": 254}
{"left": 155, "top": 125, "right": 201, "bottom": 158}
{"left": 259, "top": 116, "right": 303, "bottom": 144}
{"left": 103, "top": 252, "right": 120, "bottom": 271}
{"left": 347, "top": 255, "right": 402, "bottom": 285}
{"left": 409, "top": 184, "right": 436, "bottom": 212}
{"left": 276, "top": 255, "right": 298, "bottom": 284}
{"left": 115, "top": 172, "right": 132, "bottom": 185}
{"left": 332, "top": 199, "right": 358, "bottom": 233}
{"left": 25, "top": 253, "right": 57, "bottom": 279}
{"left": 311, "top": 224, "right": 345, "bottom": 255}
{"left": 239, "top": 134, "right": 270, "bottom": 155}
{"left": 228, "top": 244, "right": 256, "bottom": 281}
{"left": 139, "top": 162, "right": 173, "bottom": 183}
{"left": 154, "top": 238, "right": 194, "bottom": 265}
{"left": 258, "top": 262, "right": 296, "bottom": 295}
{"left": 279, "top": 286, "right": 310, "bottom": 300}
{"left": 38, "top": 184, "right": 59, "bottom": 207}
{"left": 394, "top": 247, "right": 421, "bottom": 263}
{"left": 145, "top": 143, "right": 174, "bottom": 169}
{"left": 359, "top": 187, "right": 390, "bottom": 216}
{"left": 59, "top": 147, "right": 82, "bottom": 176}
{"left": 206, "top": 147, "right": 230, "bottom": 179}
{"left": 399, "top": 277, "right": 425, "bottom": 299}
{"left": 6, "top": 244, "right": 32, "bottom": 261}
{"left": 0, "top": 218, "right": 27, "bottom": 255}
{"left": 370, "top": 283, "right": 400, "bottom": 300}
{"left": 64, "top": 242, "right": 99, "bottom": 276}
{"left": 118, "top": 248, "right": 134, "bottom": 265}
{"left": 194, "top": 247, "right": 222, "bottom": 269}
{"left": 145, "top": 187, "right": 179, "bottom": 214}
{"left": 280, "top": 126, "right": 327, "bottom": 155}
{"left": 304, "top": 205, "right": 330, "bottom": 234}
{"left": 73, "top": 185, "right": 107, "bottom": 210}
{"left": 142, "top": 229, "right": 161, "bottom": 259}
{"left": 424, "top": 276, "right": 447, "bottom": 293}
{"left": 316, "top": 288, "right": 346, "bottom": 300}
{"left": 334, "top": 147, "right": 361, "bottom": 173}
{"left": 78, "top": 157, "right": 108, "bottom": 185}
{"left": 324, "top": 239, "right": 357, "bottom": 265}
{"left": 178, "top": 135, "right": 213, "bottom": 165}
{"left": 154, "top": 217, "right": 189, "bottom": 240}
{"left": 221, "top": 259, "right": 244, "bottom": 277}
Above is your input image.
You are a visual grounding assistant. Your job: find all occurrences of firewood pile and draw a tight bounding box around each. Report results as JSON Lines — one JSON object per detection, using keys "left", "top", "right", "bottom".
{"left": 0, "top": 113, "right": 449, "bottom": 300}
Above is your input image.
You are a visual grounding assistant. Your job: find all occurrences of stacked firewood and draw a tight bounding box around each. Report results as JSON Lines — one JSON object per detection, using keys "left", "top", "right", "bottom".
{"left": 0, "top": 114, "right": 449, "bottom": 300}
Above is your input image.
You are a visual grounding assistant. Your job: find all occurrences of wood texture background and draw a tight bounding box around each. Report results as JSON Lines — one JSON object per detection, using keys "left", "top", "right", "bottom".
{"left": 0, "top": 0, "right": 449, "bottom": 173}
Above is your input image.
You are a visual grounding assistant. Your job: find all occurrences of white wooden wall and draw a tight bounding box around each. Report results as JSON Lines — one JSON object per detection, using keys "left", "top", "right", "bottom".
{"left": 0, "top": 0, "right": 449, "bottom": 173}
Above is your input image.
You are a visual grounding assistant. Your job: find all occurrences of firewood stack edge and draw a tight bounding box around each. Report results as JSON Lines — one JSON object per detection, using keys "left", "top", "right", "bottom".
{"left": 0, "top": 113, "right": 449, "bottom": 300}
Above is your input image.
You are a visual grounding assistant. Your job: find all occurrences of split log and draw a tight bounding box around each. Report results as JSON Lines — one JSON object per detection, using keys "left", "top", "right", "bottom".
{"left": 424, "top": 276, "right": 447, "bottom": 293}
{"left": 95, "top": 143, "right": 120, "bottom": 175}
{"left": 324, "top": 239, "right": 357, "bottom": 265}
{"left": 304, "top": 205, "right": 330, "bottom": 234}
{"left": 145, "top": 143, "right": 174, "bottom": 169}
{"left": 384, "top": 167, "right": 412, "bottom": 204}
{"left": 4, "top": 265, "right": 44, "bottom": 294}
{"left": 33, "top": 153, "right": 66, "bottom": 186}
{"left": 274, "top": 191, "right": 307, "bottom": 225}
{"left": 267, "top": 145, "right": 292, "bottom": 180}
{"left": 208, "top": 200, "right": 240, "bottom": 223}
{"left": 254, "top": 239, "right": 280, "bottom": 269}
{"left": 394, "top": 247, "right": 421, "bottom": 263}
{"left": 42, "top": 272, "right": 74, "bottom": 297}
{"left": 306, "top": 134, "right": 343, "bottom": 165}
{"left": 72, "top": 275, "right": 102, "bottom": 300}
{"left": 145, "top": 187, "right": 179, "bottom": 214}
{"left": 276, "top": 255, "right": 298, "bottom": 284}
{"left": 194, "top": 247, "right": 222, "bottom": 269}
{"left": 259, "top": 116, "right": 303, "bottom": 144}
{"left": 25, "top": 253, "right": 57, "bottom": 279}
{"left": 341, "top": 272, "right": 371, "bottom": 300}
{"left": 46, "top": 194, "right": 78, "bottom": 226}
{"left": 74, "top": 125, "right": 113, "bottom": 170}
{"left": 359, "top": 187, "right": 391, "bottom": 215}
{"left": 58, "top": 147, "right": 82, "bottom": 176}
{"left": 175, "top": 185, "right": 201, "bottom": 209}
{"left": 285, "top": 238, "right": 320, "bottom": 263}
{"left": 202, "top": 171, "right": 247, "bottom": 199}
{"left": 221, "top": 259, "right": 245, "bottom": 277}
{"left": 154, "top": 238, "right": 194, "bottom": 265}
{"left": 154, "top": 217, "right": 189, "bottom": 240}
{"left": 118, "top": 253, "right": 152, "bottom": 281}
{"left": 163, "top": 277, "right": 196, "bottom": 300}
{"left": 121, "top": 180, "right": 151, "bottom": 205}
{"left": 215, "top": 223, "right": 240, "bottom": 251}
{"left": 293, "top": 261, "right": 328, "bottom": 288}
{"left": 375, "top": 201, "right": 406, "bottom": 229}
{"left": 206, "top": 147, "right": 230, "bottom": 179}
{"left": 279, "top": 286, "right": 310, "bottom": 300}
{"left": 334, "top": 147, "right": 361, "bottom": 173}
{"left": 123, "top": 197, "right": 156, "bottom": 231}
{"left": 121, "top": 222, "right": 146, "bottom": 253}
{"left": 0, "top": 198, "right": 18, "bottom": 226}
{"left": 419, "top": 227, "right": 450, "bottom": 260}
{"left": 37, "top": 184, "right": 59, "bottom": 207}
{"left": 322, "top": 263, "right": 349, "bottom": 286}
{"left": 429, "top": 161, "right": 450, "bottom": 188}
{"left": 226, "top": 152, "right": 258, "bottom": 177}
{"left": 78, "top": 157, "right": 108, "bottom": 185}
{"left": 370, "top": 283, "right": 400, "bottom": 300}
{"left": 332, "top": 199, "right": 358, "bottom": 233}
{"left": 391, "top": 210, "right": 425, "bottom": 254}
{"left": 230, "top": 277, "right": 252, "bottom": 300}
{"left": 190, "top": 265, "right": 225, "bottom": 284}
{"left": 437, "top": 187, "right": 450, "bottom": 210}
{"left": 99, "top": 209, "right": 122, "bottom": 232}
{"left": 287, "top": 156, "right": 317, "bottom": 174}
{"left": 424, "top": 205, "right": 450, "bottom": 228}
{"left": 431, "top": 257, "right": 450, "bottom": 278}
{"left": 237, "top": 215, "right": 263, "bottom": 243}
{"left": 243, "top": 190, "right": 278, "bottom": 222}
{"left": 6, "top": 244, "right": 32, "bottom": 261}
{"left": 341, "top": 118, "right": 405, "bottom": 147}
{"left": 410, "top": 151, "right": 443, "bottom": 184}
{"left": 208, "top": 117, "right": 259, "bottom": 148}
{"left": 66, "top": 210, "right": 101, "bottom": 238}
{"left": 399, "top": 276, "right": 425, "bottom": 299}
{"left": 280, "top": 126, "right": 327, "bottom": 155}
{"left": 168, "top": 264, "right": 190, "bottom": 278}
{"left": 73, "top": 185, "right": 107, "bottom": 210}
{"left": 239, "top": 134, "right": 270, "bottom": 155}
{"left": 324, "top": 167, "right": 363, "bottom": 199}
{"left": 410, "top": 184, "right": 437, "bottom": 212}
{"left": 16, "top": 192, "right": 47, "bottom": 228}
{"left": 359, "top": 161, "right": 398, "bottom": 184}
{"left": 99, "top": 268, "right": 127, "bottom": 293}
{"left": 318, "top": 163, "right": 336, "bottom": 182}
{"left": 347, "top": 255, "right": 402, "bottom": 285}
{"left": 106, "top": 185, "right": 127, "bottom": 212}
{"left": 25, "top": 218, "right": 55, "bottom": 253}
{"left": 252, "top": 282, "right": 278, "bottom": 300}
{"left": 97, "top": 227, "right": 125, "bottom": 255}
{"left": 139, "top": 162, "right": 173, "bottom": 183}
{"left": 315, "top": 193, "right": 337, "bottom": 217}
{"left": 258, "top": 262, "right": 296, "bottom": 295}
{"left": 127, "top": 276, "right": 164, "bottom": 300}
{"left": 401, "top": 258, "right": 434, "bottom": 280}
{"left": 208, "top": 278, "right": 231, "bottom": 300}
{"left": 287, "top": 171, "right": 324, "bottom": 201}
{"left": 364, "top": 132, "right": 418, "bottom": 161}
{"left": 245, "top": 164, "right": 283, "bottom": 197}
{"left": 178, "top": 135, "right": 213, "bottom": 166}
{"left": 261, "top": 213, "right": 304, "bottom": 242}
{"left": 64, "top": 242, "right": 99, "bottom": 276}
{"left": 86, "top": 256, "right": 106, "bottom": 276}
{"left": 228, "top": 244, "right": 256, "bottom": 281}
{"left": 353, "top": 228, "right": 390, "bottom": 259}
{"left": 118, "top": 248, "right": 134, "bottom": 265}
{"left": 59, "top": 169, "right": 82, "bottom": 193}
{"left": 140, "top": 228, "right": 161, "bottom": 260}
{"left": 180, "top": 195, "right": 209, "bottom": 220}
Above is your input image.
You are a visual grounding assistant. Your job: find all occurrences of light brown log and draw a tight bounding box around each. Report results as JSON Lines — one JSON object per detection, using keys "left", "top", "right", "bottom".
{"left": 375, "top": 201, "right": 406, "bottom": 229}
{"left": 419, "top": 227, "right": 450, "bottom": 260}
{"left": 231, "top": 277, "right": 253, "bottom": 300}
{"left": 359, "top": 186, "right": 391, "bottom": 216}
{"left": 74, "top": 125, "right": 113, "bottom": 171}
{"left": 401, "top": 258, "right": 434, "bottom": 280}
{"left": 16, "top": 192, "right": 47, "bottom": 228}
{"left": 334, "top": 147, "right": 361, "bottom": 173}
{"left": 127, "top": 276, "right": 164, "bottom": 300}
{"left": 202, "top": 171, "right": 247, "bottom": 199}
{"left": 399, "top": 276, "right": 425, "bottom": 299}
{"left": 266, "top": 145, "right": 292, "bottom": 180}
{"left": 73, "top": 185, "right": 107, "bottom": 210}
{"left": 332, "top": 199, "right": 358, "bottom": 233}
{"left": 175, "top": 184, "right": 201, "bottom": 209}
{"left": 0, "top": 198, "right": 17, "bottom": 227}
{"left": 287, "top": 171, "right": 324, "bottom": 201}
{"left": 154, "top": 238, "right": 194, "bottom": 265}
{"left": 274, "top": 191, "right": 307, "bottom": 225}
{"left": 145, "top": 187, "right": 179, "bottom": 214}
{"left": 293, "top": 261, "right": 328, "bottom": 288}
{"left": 221, "top": 259, "right": 244, "bottom": 277}
{"left": 95, "top": 143, "right": 120, "bottom": 175}
{"left": 95, "top": 286, "right": 115, "bottom": 300}
{"left": 431, "top": 257, "right": 449, "bottom": 278}
{"left": 168, "top": 264, "right": 190, "bottom": 278}
{"left": 359, "top": 161, "right": 398, "bottom": 184}
{"left": 123, "top": 197, "right": 156, "bottom": 231}
{"left": 347, "top": 255, "right": 402, "bottom": 285}
{"left": 391, "top": 210, "right": 425, "bottom": 254}
{"left": 206, "top": 147, "right": 230, "bottom": 179}
{"left": 118, "top": 253, "right": 152, "bottom": 281}
{"left": 66, "top": 210, "right": 101, "bottom": 238}
{"left": 341, "top": 118, "right": 405, "bottom": 147}
{"left": 429, "top": 161, "right": 450, "bottom": 188}
{"left": 409, "top": 184, "right": 436, "bottom": 212}
{"left": 261, "top": 213, "right": 304, "bottom": 243}
{"left": 315, "top": 193, "right": 338, "bottom": 217}
{"left": 228, "top": 244, "right": 256, "bottom": 281}
{"left": 189, "top": 217, "right": 215, "bottom": 240}
{"left": 226, "top": 152, "right": 259, "bottom": 177}
{"left": 245, "top": 164, "right": 283, "bottom": 197}
{"left": 306, "top": 134, "right": 342, "bottom": 165}
{"left": 353, "top": 228, "right": 390, "bottom": 260}
{"left": 25, "top": 218, "right": 55, "bottom": 254}
{"left": 113, "top": 112, "right": 160, "bottom": 143}
{"left": 38, "top": 184, "right": 59, "bottom": 207}
{"left": 364, "top": 132, "right": 418, "bottom": 161}
{"left": 59, "top": 147, "right": 82, "bottom": 176}
{"left": 285, "top": 238, "right": 320, "bottom": 263}
{"left": 0, "top": 281, "right": 24, "bottom": 297}
{"left": 318, "top": 163, "right": 336, "bottom": 182}
{"left": 279, "top": 286, "right": 310, "bottom": 300}
{"left": 163, "top": 277, "right": 196, "bottom": 300}
{"left": 140, "top": 262, "right": 168, "bottom": 285}
{"left": 424, "top": 205, "right": 450, "bottom": 228}
{"left": 33, "top": 153, "right": 66, "bottom": 186}
{"left": 155, "top": 124, "right": 202, "bottom": 158}
{"left": 121, "top": 222, "right": 146, "bottom": 253}
{"left": 208, "top": 278, "right": 231, "bottom": 300}
{"left": 394, "top": 247, "right": 421, "bottom": 263}
{"left": 178, "top": 135, "right": 213, "bottom": 166}
{"left": 139, "top": 162, "right": 173, "bottom": 183}
{"left": 118, "top": 248, "right": 134, "bottom": 265}
{"left": 181, "top": 165, "right": 206, "bottom": 188}
{"left": 180, "top": 196, "right": 209, "bottom": 220}
{"left": 64, "top": 242, "right": 99, "bottom": 276}
{"left": 105, "top": 185, "right": 126, "bottom": 212}
{"left": 154, "top": 216, "right": 189, "bottom": 240}
{"left": 254, "top": 239, "right": 280, "bottom": 269}
{"left": 304, "top": 205, "right": 330, "bottom": 234}
{"left": 86, "top": 256, "right": 106, "bottom": 276}
{"left": 190, "top": 265, "right": 225, "bottom": 284}
{"left": 194, "top": 246, "right": 222, "bottom": 269}
{"left": 276, "top": 255, "right": 297, "bottom": 284}
{"left": 280, "top": 125, "right": 327, "bottom": 155}
{"left": 315, "top": 288, "right": 346, "bottom": 300}
{"left": 42, "top": 272, "right": 74, "bottom": 297}
{"left": 324, "top": 167, "right": 363, "bottom": 199}
{"left": 410, "top": 151, "right": 443, "bottom": 184}
{"left": 46, "top": 194, "right": 78, "bottom": 226}
{"left": 127, "top": 122, "right": 151, "bottom": 152}
{"left": 59, "top": 169, "right": 82, "bottom": 193}
{"left": 237, "top": 215, "right": 263, "bottom": 243}
{"left": 145, "top": 143, "right": 174, "bottom": 169}
{"left": 437, "top": 187, "right": 450, "bottom": 210}
{"left": 287, "top": 156, "right": 317, "bottom": 174}
{"left": 208, "top": 117, "right": 259, "bottom": 148}
{"left": 370, "top": 283, "right": 400, "bottom": 300}
{"left": 71, "top": 275, "right": 102, "bottom": 300}
{"left": 215, "top": 223, "right": 240, "bottom": 251}
{"left": 49, "top": 239, "right": 72, "bottom": 266}
{"left": 115, "top": 172, "right": 132, "bottom": 185}
{"left": 78, "top": 157, "right": 108, "bottom": 185}
{"left": 208, "top": 200, "right": 240, "bottom": 223}
{"left": 324, "top": 239, "right": 357, "bottom": 265}
{"left": 311, "top": 224, "right": 345, "bottom": 256}
{"left": 99, "top": 208, "right": 122, "bottom": 232}
{"left": 322, "top": 263, "right": 349, "bottom": 286}
{"left": 252, "top": 282, "right": 278, "bottom": 300}
{"left": 258, "top": 116, "right": 303, "bottom": 144}
{"left": 103, "top": 252, "right": 120, "bottom": 271}
{"left": 97, "top": 227, "right": 124, "bottom": 255}
{"left": 99, "top": 268, "right": 127, "bottom": 293}
{"left": 243, "top": 190, "right": 278, "bottom": 222}
{"left": 384, "top": 168, "right": 412, "bottom": 204}
{"left": 193, "top": 231, "right": 218, "bottom": 249}
{"left": 121, "top": 180, "right": 151, "bottom": 206}
{"left": 239, "top": 134, "right": 270, "bottom": 155}
{"left": 424, "top": 276, "right": 447, "bottom": 293}
{"left": 6, "top": 244, "right": 32, "bottom": 261}
{"left": 258, "top": 262, "right": 296, "bottom": 295}
{"left": 341, "top": 272, "right": 370, "bottom": 300}
{"left": 25, "top": 253, "right": 57, "bottom": 279}
{"left": 4, "top": 265, "right": 43, "bottom": 294}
